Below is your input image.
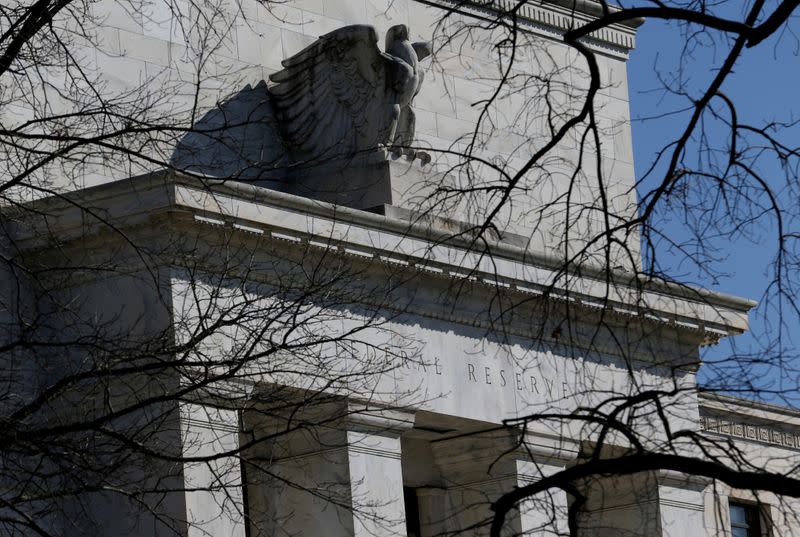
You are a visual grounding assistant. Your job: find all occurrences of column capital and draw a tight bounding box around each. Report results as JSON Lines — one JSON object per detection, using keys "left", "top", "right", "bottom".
{"left": 520, "top": 430, "right": 580, "bottom": 465}
{"left": 344, "top": 402, "right": 416, "bottom": 437}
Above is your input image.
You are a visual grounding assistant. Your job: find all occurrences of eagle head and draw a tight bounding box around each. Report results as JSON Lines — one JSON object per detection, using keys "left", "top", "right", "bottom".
{"left": 386, "top": 24, "right": 409, "bottom": 49}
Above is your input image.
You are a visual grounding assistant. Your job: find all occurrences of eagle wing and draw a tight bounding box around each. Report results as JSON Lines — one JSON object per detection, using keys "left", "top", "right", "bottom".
{"left": 268, "top": 25, "right": 391, "bottom": 162}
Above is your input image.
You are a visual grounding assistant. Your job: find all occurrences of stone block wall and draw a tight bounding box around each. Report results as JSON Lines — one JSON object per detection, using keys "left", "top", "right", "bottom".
{"left": 7, "top": 0, "right": 641, "bottom": 263}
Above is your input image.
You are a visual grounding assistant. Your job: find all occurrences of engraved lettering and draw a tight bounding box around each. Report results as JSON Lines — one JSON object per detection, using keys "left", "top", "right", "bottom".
{"left": 398, "top": 350, "right": 410, "bottom": 369}
{"left": 468, "top": 363, "right": 476, "bottom": 382}
{"left": 516, "top": 373, "right": 524, "bottom": 391}
{"left": 434, "top": 357, "right": 442, "bottom": 375}
{"left": 562, "top": 382, "right": 569, "bottom": 397}
{"left": 544, "top": 377, "right": 555, "bottom": 396}
{"left": 530, "top": 376, "right": 539, "bottom": 394}
{"left": 500, "top": 369, "right": 507, "bottom": 387}
{"left": 485, "top": 367, "right": 492, "bottom": 385}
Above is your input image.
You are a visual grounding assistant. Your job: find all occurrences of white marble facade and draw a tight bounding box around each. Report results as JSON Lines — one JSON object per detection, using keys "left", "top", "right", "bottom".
{"left": 9, "top": 171, "right": 777, "bottom": 537}
{"left": 4, "top": 1, "right": 799, "bottom": 537}
{"left": 7, "top": 0, "right": 642, "bottom": 262}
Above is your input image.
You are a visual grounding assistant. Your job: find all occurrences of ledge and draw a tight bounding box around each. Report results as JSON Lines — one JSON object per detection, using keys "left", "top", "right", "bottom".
{"left": 7, "top": 171, "right": 755, "bottom": 343}
{"left": 419, "top": 0, "right": 642, "bottom": 54}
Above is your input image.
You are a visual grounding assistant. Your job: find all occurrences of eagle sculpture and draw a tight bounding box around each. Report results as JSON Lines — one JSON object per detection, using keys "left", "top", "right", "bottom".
{"left": 268, "top": 24, "right": 431, "bottom": 165}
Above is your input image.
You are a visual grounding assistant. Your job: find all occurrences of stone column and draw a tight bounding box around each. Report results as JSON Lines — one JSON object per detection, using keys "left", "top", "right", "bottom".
{"left": 516, "top": 458, "right": 571, "bottom": 536}
{"left": 181, "top": 403, "right": 246, "bottom": 537}
{"left": 656, "top": 471, "right": 708, "bottom": 537}
{"left": 577, "top": 469, "right": 708, "bottom": 536}
{"left": 241, "top": 399, "right": 414, "bottom": 537}
{"left": 424, "top": 429, "right": 576, "bottom": 536}
{"left": 577, "top": 471, "right": 662, "bottom": 536}
{"left": 347, "top": 410, "right": 415, "bottom": 537}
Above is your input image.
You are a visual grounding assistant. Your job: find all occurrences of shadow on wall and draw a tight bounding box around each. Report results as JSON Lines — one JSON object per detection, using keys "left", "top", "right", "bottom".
{"left": 170, "top": 81, "right": 289, "bottom": 189}
{"left": 170, "top": 80, "right": 400, "bottom": 210}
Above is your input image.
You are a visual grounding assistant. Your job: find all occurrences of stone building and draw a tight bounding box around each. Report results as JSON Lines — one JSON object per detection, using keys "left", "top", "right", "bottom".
{"left": 2, "top": 0, "right": 797, "bottom": 536}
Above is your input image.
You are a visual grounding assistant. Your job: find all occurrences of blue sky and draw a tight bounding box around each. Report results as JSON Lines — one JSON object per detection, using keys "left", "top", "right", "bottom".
{"left": 627, "top": 13, "right": 800, "bottom": 401}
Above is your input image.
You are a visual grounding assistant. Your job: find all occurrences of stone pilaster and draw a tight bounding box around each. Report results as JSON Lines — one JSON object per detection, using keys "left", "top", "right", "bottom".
{"left": 241, "top": 399, "right": 414, "bottom": 537}
{"left": 347, "top": 408, "right": 416, "bottom": 537}
{"left": 655, "top": 471, "right": 709, "bottom": 537}
{"left": 424, "top": 429, "right": 577, "bottom": 536}
{"left": 181, "top": 403, "right": 246, "bottom": 537}
{"left": 576, "top": 469, "right": 709, "bottom": 536}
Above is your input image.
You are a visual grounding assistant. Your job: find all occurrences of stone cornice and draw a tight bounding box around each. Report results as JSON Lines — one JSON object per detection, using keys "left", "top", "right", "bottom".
{"left": 7, "top": 172, "right": 754, "bottom": 345}
{"left": 419, "top": 0, "right": 641, "bottom": 56}
{"left": 699, "top": 393, "right": 800, "bottom": 426}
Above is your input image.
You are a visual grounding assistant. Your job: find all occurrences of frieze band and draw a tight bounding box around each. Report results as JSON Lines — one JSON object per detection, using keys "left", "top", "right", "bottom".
{"left": 700, "top": 415, "right": 800, "bottom": 450}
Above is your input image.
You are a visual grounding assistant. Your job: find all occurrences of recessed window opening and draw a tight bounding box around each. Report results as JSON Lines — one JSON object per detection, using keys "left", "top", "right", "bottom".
{"left": 730, "top": 501, "right": 762, "bottom": 537}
